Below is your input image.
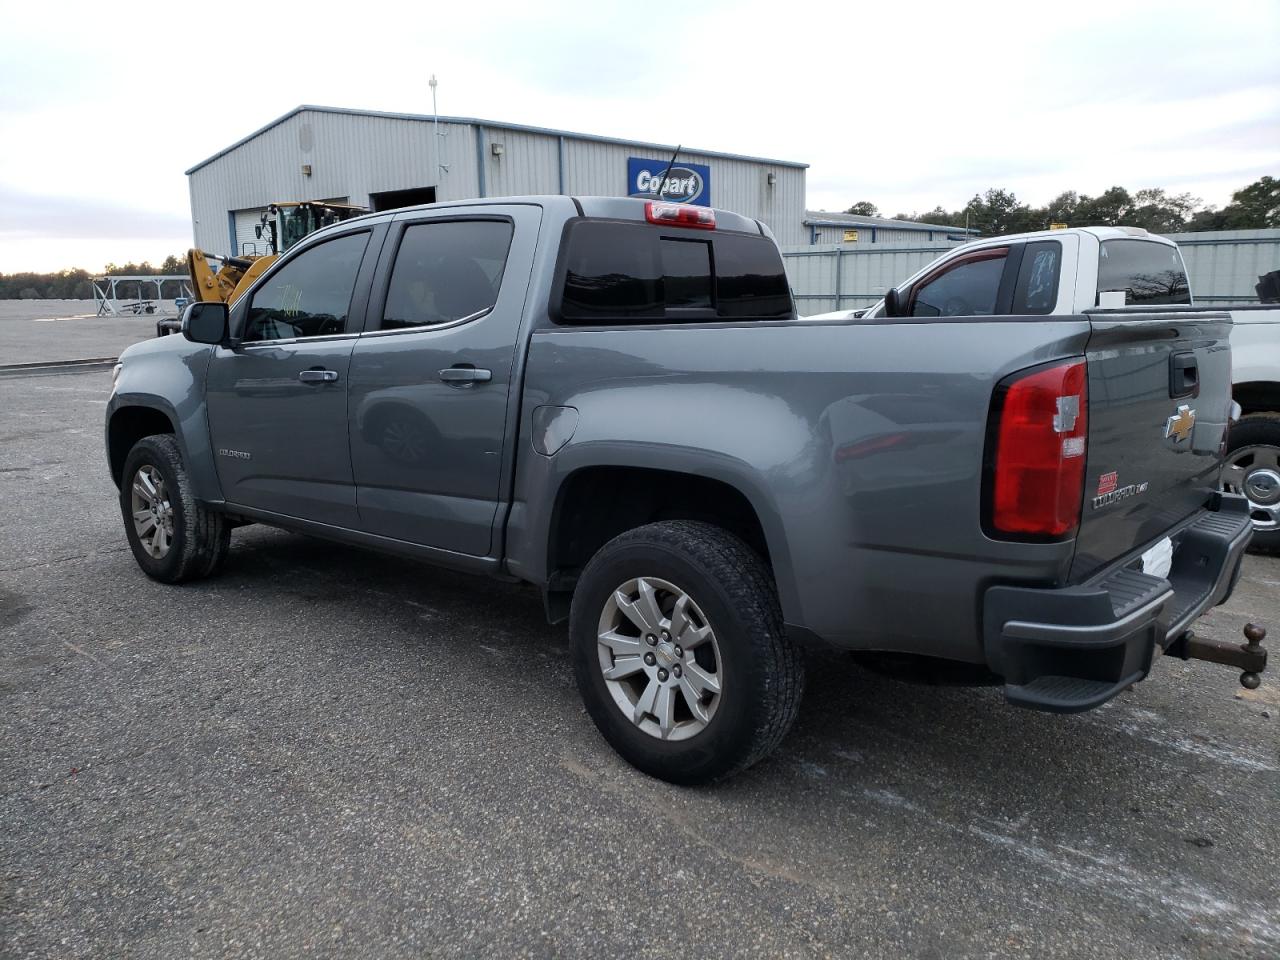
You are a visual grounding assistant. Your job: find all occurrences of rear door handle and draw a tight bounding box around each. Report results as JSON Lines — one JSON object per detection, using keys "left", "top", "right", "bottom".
{"left": 1169, "top": 352, "right": 1198, "bottom": 399}
{"left": 439, "top": 365, "right": 492, "bottom": 385}
{"left": 298, "top": 368, "right": 339, "bottom": 383}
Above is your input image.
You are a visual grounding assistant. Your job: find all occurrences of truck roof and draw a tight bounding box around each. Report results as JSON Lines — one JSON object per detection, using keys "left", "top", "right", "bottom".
{"left": 328, "top": 195, "right": 764, "bottom": 237}
{"left": 969, "top": 225, "right": 1177, "bottom": 247}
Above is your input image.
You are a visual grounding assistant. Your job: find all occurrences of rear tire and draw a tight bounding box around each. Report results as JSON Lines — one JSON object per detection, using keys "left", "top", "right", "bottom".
{"left": 120, "top": 434, "right": 231, "bottom": 583}
{"left": 570, "top": 521, "right": 804, "bottom": 785}
{"left": 1223, "top": 414, "right": 1280, "bottom": 555}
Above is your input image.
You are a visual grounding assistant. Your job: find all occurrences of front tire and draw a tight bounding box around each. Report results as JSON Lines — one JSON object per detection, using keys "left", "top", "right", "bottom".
{"left": 1223, "top": 414, "right": 1280, "bottom": 555}
{"left": 120, "top": 434, "right": 231, "bottom": 583}
{"left": 570, "top": 521, "right": 804, "bottom": 785}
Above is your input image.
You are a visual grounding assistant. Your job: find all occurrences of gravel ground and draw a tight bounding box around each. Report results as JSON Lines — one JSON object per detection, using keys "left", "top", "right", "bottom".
{"left": 1, "top": 366, "right": 1278, "bottom": 960}
{"left": 0, "top": 300, "right": 173, "bottom": 366}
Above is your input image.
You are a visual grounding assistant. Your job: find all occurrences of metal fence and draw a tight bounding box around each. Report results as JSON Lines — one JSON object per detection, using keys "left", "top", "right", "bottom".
{"left": 783, "top": 228, "right": 1280, "bottom": 316}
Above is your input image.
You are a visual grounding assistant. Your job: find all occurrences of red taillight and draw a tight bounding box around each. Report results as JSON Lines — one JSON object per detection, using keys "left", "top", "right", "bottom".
{"left": 991, "top": 359, "right": 1088, "bottom": 538}
{"left": 645, "top": 201, "right": 715, "bottom": 229}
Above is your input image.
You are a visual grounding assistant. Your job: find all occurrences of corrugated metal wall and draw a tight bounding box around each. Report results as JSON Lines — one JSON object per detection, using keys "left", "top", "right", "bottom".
{"left": 188, "top": 109, "right": 808, "bottom": 254}
{"left": 783, "top": 230, "right": 1280, "bottom": 315}
{"left": 1165, "top": 229, "right": 1280, "bottom": 304}
{"left": 784, "top": 242, "right": 956, "bottom": 314}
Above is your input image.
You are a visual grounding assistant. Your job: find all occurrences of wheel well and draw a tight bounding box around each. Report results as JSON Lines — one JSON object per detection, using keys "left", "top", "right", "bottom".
{"left": 1234, "top": 381, "right": 1280, "bottom": 417}
{"left": 544, "top": 467, "right": 771, "bottom": 621}
{"left": 108, "top": 406, "right": 175, "bottom": 487}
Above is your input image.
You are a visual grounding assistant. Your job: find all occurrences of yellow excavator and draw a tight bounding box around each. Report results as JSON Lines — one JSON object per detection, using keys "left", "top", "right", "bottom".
{"left": 186, "top": 200, "right": 368, "bottom": 305}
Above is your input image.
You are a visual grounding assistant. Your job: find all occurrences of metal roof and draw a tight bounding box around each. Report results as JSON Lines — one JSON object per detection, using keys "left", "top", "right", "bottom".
{"left": 804, "top": 210, "right": 978, "bottom": 234}
{"left": 186, "top": 105, "right": 810, "bottom": 176}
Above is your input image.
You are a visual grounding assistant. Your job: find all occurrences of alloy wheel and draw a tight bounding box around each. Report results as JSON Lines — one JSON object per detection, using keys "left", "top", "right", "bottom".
{"left": 130, "top": 464, "right": 175, "bottom": 558}
{"left": 596, "top": 576, "right": 723, "bottom": 741}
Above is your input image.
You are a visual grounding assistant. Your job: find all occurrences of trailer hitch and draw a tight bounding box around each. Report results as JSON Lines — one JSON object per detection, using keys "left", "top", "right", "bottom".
{"left": 1168, "top": 623, "right": 1268, "bottom": 689}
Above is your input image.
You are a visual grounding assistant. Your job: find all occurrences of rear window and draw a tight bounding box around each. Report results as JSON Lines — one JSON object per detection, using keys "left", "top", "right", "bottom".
{"left": 1097, "top": 239, "right": 1190, "bottom": 306}
{"left": 555, "top": 220, "right": 792, "bottom": 324}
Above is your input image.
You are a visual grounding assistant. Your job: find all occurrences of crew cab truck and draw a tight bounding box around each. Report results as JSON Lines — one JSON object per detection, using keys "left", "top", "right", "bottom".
{"left": 106, "top": 198, "right": 1261, "bottom": 784}
{"left": 815, "top": 227, "right": 1280, "bottom": 554}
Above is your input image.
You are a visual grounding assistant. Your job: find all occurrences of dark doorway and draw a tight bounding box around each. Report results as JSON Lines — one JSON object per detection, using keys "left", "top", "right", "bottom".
{"left": 369, "top": 186, "right": 437, "bottom": 212}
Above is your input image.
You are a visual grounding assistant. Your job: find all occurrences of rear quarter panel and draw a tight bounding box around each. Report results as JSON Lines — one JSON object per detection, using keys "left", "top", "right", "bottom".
{"left": 511, "top": 316, "right": 1094, "bottom": 659}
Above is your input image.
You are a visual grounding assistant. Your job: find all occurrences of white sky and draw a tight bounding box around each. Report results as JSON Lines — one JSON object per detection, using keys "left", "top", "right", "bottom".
{"left": 1, "top": 0, "right": 1277, "bottom": 272}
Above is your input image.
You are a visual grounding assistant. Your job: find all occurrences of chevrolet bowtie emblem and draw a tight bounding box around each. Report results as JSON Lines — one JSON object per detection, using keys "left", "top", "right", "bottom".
{"left": 1165, "top": 404, "right": 1196, "bottom": 443}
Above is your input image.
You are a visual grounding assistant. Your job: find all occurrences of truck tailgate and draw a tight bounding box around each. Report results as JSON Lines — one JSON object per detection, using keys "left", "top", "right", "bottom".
{"left": 1070, "top": 311, "right": 1234, "bottom": 580}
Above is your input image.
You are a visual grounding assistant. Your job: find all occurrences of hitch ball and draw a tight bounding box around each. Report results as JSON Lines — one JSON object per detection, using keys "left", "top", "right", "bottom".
{"left": 1241, "top": 623, "right": 1266, "bottom": 690}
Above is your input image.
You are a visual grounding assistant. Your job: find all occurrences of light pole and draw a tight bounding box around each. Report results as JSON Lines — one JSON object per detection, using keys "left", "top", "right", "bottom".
{"left": 429, "top": 75, "right": 445, "bottom": 190}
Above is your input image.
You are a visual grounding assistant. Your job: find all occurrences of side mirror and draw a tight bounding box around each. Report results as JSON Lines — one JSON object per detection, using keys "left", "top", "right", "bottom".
{"left": 182, "top": 301, "right": 229, "bottom": 345}
{"left": 883, "top": 287, "right": 905, "bottom": 317}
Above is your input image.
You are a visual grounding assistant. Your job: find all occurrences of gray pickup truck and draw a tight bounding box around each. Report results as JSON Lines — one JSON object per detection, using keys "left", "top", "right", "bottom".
{"left": 106, "top": 196, "right": 1262, "bottom": 783}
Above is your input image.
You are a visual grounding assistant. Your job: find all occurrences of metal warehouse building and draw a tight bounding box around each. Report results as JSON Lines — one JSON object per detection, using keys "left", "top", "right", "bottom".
{"left": 185, "top": 105, "right": 810, "bottom": 255}
{"left": 802, "top": 209, "right": 978, "bottom": 245}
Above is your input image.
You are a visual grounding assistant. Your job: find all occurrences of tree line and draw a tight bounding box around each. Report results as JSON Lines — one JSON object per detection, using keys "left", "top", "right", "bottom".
{"left": 0, "top": 254, "right": 186, "bottom": 301}
{"left": 845, "top": 175, "right": 1279, "bottom": 237}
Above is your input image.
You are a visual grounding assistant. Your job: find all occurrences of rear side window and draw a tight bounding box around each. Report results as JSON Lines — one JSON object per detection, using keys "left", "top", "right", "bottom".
{"left": 909, "top": 248, "right": 1008, "bottom": 317}
{"left": 1097, "top": 239, "right": 1190, "bottom": 306}
{"left": 1012, "top": 241, "right": 1062, "bottom": 314}
{"left": 556, "top": 220, "right": 792, "bottom": 324}
{"left": 382, "top": 219, "right": 514, "bottom": 330}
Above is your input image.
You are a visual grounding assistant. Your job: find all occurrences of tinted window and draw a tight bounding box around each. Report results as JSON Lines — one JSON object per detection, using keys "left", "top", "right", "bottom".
{"left": 714, "top": 232, "right": 793, "bottom": 318}
{"left": 1012, "top": 241, "right": 1061, "bottom": 314}
{"left": 243, "top": 232, "right": 369, "bottom": 342}
{"left": 1097, "top": 239, "right": 1190, "bottom": 306}
{"left": 559, "top": 221, "right": 663, "bottom": 320}
{"left": 661, "top": 238, "right": 712, "bottom": 308}
{"left": 382, "top": 220, "right": 514, "bottom": 330}
{"left": 910, "top": 249, "right": 1007, "bottom": 317}
{"left": 557, "top": 220, "right": 792, "bottom": 323}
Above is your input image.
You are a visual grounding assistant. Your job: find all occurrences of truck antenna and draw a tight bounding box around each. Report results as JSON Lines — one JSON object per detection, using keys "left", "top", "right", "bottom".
{"left": 655, "top": 145, "right": 682, "bottom": 201}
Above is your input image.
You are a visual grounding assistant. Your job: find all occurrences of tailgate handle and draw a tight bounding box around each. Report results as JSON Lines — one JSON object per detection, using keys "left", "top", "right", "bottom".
{"left": 1169, "top": 352, "right": 1198, "bottom": 399}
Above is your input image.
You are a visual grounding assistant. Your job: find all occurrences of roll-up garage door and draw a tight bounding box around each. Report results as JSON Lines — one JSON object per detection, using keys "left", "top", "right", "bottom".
{"left": 232, "top": 208, "right": 269, "bottom": 257}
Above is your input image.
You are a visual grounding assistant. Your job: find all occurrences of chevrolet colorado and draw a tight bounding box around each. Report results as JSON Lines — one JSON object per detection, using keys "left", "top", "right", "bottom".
{"left": 816, "top": 227, "right": 1280, "bottom": 553}
{"left": 106, "top": 200, "right": 1258, "bottom": 783}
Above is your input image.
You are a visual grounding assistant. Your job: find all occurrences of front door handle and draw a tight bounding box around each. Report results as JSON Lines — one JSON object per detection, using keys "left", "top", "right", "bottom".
{"left": 298, "top": 368, "right": 339, "bottom": 383}
{"left": 439, "top": 364, "right": 492, "bottom": 385}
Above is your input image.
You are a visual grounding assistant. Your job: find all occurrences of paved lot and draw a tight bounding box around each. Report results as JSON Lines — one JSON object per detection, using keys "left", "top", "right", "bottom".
{"left": 2, "top": 362, "right": 1278, "bottom": 959}
{"left": 0, "top": 300, "right": 169, "bottom": 366}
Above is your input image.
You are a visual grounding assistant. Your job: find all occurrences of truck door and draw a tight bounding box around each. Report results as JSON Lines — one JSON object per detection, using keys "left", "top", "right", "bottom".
{"left": 204, "top": 226, "right": 383, "bottom": 526}
{"left": 347, "top": 205, "right": 541, "bottom": 556}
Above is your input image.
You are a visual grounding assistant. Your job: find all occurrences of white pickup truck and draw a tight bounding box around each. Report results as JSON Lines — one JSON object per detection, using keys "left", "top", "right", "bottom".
{"left": 809, "top": 226, "right": 1280, "bottom": 553}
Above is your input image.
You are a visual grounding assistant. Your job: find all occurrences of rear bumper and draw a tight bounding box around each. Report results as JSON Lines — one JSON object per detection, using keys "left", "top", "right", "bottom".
{"left": 983, "top": 494, "right": 1253, "bottom": 712}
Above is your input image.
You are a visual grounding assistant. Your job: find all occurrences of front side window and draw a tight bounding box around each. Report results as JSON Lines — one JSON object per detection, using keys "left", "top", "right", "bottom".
{"left": 1097, "top": 239, "right": 1190, "bottom": 306}
{"left": 243, "top": 232, "right": 370, "bottom": 342}
{"left": 382, "top": 220, "right": 514, "bottom": 330}
{"left": 910, "top": 248, "right": 1008, "bottom": 317}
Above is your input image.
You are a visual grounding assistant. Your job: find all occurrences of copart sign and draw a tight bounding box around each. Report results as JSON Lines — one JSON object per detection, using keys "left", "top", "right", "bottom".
{"left": 627, "top": 157, "right": 711, "bottom": 206}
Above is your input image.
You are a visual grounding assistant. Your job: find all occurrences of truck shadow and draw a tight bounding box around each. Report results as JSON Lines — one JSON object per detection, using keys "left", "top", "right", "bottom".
{"left": 222, "top": 525, "right": 1275, "bottom": 822}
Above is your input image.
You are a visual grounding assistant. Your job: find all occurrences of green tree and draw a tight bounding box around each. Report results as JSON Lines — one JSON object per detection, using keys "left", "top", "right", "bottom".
{"left": 1187, "top": 176, "right": 1280, "bottom": 231}
{"left": 844, "top": 201, "right": 880, "bottom": 216}
{"left": 1124, "top": 188, "right": 1200, "bottom": 232}
{"left": 1075, "top": 187, "right": 1131, "bottom": 226}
